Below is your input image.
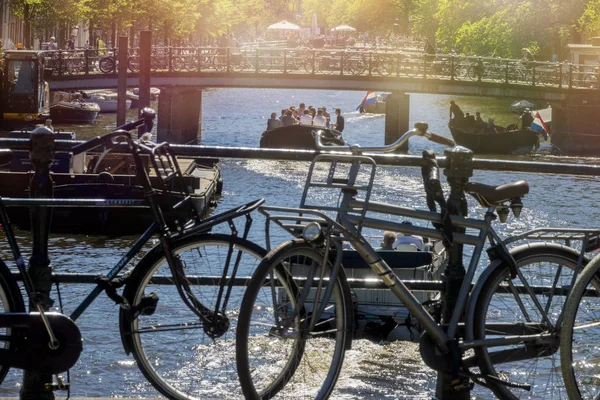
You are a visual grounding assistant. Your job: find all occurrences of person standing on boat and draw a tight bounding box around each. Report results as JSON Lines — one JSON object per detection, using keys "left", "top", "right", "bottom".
{"left": 322, "top": 106, "right": 331, "bottom": 127}
{"left": 282, "top": 110, "right": 296, "bottom": 126}
{"left": 313, "top": 109, "right": 327, "bottom": 127}
{"left": 520, "top": 108, "right": 534, "bottom": 130}
{"left": 449, "top": 100, "right": 464, "bottom": 124}
{"left": 267, "top": 112, "right": 282, "bottom": 131}
{"left": 332, "top": 108, "right": 345, "bottom": 132}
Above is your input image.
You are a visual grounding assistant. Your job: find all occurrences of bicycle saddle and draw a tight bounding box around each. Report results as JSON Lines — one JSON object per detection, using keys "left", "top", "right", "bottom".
{"left": 465, "top": 180, "right": 529, "bottom": 207}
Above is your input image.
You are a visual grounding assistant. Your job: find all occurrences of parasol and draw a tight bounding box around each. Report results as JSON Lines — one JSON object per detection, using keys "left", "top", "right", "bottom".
{"left": 267, "top": 20, "right": 301, "bottom": 31}
{"left": 331, "top": 25, "right": 357, "bottom": 32}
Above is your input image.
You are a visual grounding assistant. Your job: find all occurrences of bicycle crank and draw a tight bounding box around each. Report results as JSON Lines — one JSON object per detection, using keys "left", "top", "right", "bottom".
{"left": 0, "top": 312, "right": 82, "bottom": 374}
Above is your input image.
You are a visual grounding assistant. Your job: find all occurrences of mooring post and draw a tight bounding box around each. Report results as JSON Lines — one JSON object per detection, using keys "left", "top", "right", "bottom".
{"left": 20, "top": 123, "right": 56, "bottom": 400}
{"left": 116, "top": 36, "right": 128, "bottom": 126}
{"left": 138, "top": 30, "right": 152, "bottom": 138}
{"left": 435, "top": 146, "right": 473, "bottom": 400}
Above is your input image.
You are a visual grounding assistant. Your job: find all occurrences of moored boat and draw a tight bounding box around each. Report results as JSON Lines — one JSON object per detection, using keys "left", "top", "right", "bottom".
{"left": 49, "top": 100, "right": 100, "bottom": 123}
{"left": 260, "top": 124, "right": 345, "bottom": 150}
{"left": 82, "top": 91, "right": 132, "bottom": 112}
{"left": 448, "top": 123, "right": 540, "bottom": 154}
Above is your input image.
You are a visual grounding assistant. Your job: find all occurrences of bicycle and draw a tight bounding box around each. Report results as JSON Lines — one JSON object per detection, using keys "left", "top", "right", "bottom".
{"left": 98, "top": 50, "right": 138, "bottom": 73}
{"left": 0, "top": 108, "right": 267, "bottom": 399}
{"left": 236, "top": 123, "right": 594, "bottom": 399}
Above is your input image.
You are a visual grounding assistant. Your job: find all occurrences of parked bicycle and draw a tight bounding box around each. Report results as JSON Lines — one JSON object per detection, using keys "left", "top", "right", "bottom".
{"left": 0, "top": 108, "right": 267, "bottom": 399}
{"left": 98, "top": 49, "right": 138, "bottom": 73}
{"left": 235, "top": 123, "right": 595, "bottom": 399}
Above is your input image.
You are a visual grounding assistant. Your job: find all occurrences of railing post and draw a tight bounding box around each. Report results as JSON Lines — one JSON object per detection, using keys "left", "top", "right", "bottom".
{"left": 368, "top": 52, "right": 372, "bottom": 76}
{"left": 84, "top": 48, "right": 89, "bottom": 75}
{"left": 168, "top": 46, "right": 173, "bottom": 72}
{"left": 255, "top": 48, "right": 259, "bottom": 73}
{"left": 340, "top": 51, "right": 344, "bottom": 76}
{"left": 477, "top": 58, "right": 483, "bottom": 83}
{"left": 283, "top": 49, "right": 287, "bottom": 74}
{"left": 396, "top": 52, "right": 400, "bottom": 78}
{"left": 57, "top": 51, "right": 63, "bottom": 76}
{"left": 198, "top": 48, "right": 203, "bottom": 72}
{"left": 435, "top": 146, "right": 473, "bottom": 400}
{"left": 450, "top": 55, "right": 455, "bottom": 81}
{"left": 311, "top": 50, "right": 315, "bottom": 74}
{"left": 20, "top": 123, "right": 56, "bottom": 400}
{"left": 558, "top": 62, "right": 563, "bottom": 89}
{"left": 505, "top": 59, "right": 509, "bottom": 84}
{"left": 532, "top": 62, "right": 536, "bottom": 86}
{"left": 569, "top": 63, "right": 573, "bottom": 89}
{"left": 226, "top": 47, "right": 230, "bottom": 72}
{"left": 423, "top": 54, "right": 427, "bottom": 79}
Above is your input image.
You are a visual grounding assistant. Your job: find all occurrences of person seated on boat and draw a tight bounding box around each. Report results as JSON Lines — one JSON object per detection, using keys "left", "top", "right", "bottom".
{"left": 520, "top": 108, "right": 534, "bottom": 130}
{"left": 393, "top": 221, "right": 424, "bottom": 251}
{"left": 279, "top": 109, "right": 287, "bottom": 122}
{"left": 282, "top": 110, "right": 296, "bottom": 126}
{"left": 475, "top": 112, "right": 486, "bottom": 131}
{"left": 484, "top": 118, "right": 498, "bottom": 133}
{"left": 299, "top": 109, "right": 313, "bottom": 125}
{"left": 465, "top": 113, "right": 476, "bottom": 128}
{"left": 313, "top": 109, "right": 327, "bottom": 127}
{"left": 375, "top": 231, "right": 397, "bottom": 251}
{"left": 267, "top": 112, "right": 282, "bottom": 131}
{"left": 449, "top": 100, "right": 464, "bottom": 125}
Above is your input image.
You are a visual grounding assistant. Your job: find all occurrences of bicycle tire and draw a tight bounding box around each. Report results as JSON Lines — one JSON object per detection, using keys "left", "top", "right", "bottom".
{"left": 236, "top": 240, "right": 353, "bottom": 400}
{"left": 472, "top": 244, "right": 587, "bottom": 399}
{"left": 98, "top": 57, "right": 115, "bottom": 73}
{"left": 0, "top": 258, "right": 26, "bottom": 384}
{"left": 560, "top": 252, "right": 600, "bottom": 399}
{"left": 120, "top": 233, "right": 266, "bottom": 400}
{"left": 128, "top": 56, "right": 139, "bottom": 73}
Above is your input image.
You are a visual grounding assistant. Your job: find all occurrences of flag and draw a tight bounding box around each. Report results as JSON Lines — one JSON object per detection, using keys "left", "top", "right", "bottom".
{"left": 530, "top": 111, "right": 550, "bottom": 140}
{"left": 357, "top": 91, "right": 377, "bottom": 110}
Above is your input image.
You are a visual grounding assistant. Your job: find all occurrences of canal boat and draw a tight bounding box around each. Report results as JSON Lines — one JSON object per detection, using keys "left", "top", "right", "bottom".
{"left": 82, "top": 91, "right": 132, "bottom": 112}
{"left": 260, "top": 124, "right": 345, "bottom": 150}
{"left": 49, "top": 100, "right": 101, "bottom": 123}
{"left": 0, "top": 131, "right": 221, "bottom": 235}
{"left": 357, "top": 91, "right": 387, "bottom": 114}
{"left": 448, "top": 123, "right": 540, "bottom": 154}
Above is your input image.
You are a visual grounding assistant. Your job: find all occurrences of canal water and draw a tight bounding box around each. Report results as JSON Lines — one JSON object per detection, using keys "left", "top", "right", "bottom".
{"left": 0, "top": 89, "right": 599, "bottom": 398}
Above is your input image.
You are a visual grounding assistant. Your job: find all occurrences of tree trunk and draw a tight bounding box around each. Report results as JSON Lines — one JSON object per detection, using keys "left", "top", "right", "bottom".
{"left": 23, "top": 4, "right": 31, "bottom": 48}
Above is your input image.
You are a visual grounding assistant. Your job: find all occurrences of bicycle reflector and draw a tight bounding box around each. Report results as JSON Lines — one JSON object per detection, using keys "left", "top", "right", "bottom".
{"left": 302, "top": 222, "right": 322, "bottom": 242}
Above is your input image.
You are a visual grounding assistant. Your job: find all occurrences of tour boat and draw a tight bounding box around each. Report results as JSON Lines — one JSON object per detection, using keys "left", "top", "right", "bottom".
{"left": 448, "top": 122, "right": 540, "bottom": 154}
{"left": 260, "top": 124, "right": 345, "bottom": 150}
{"left": 49, "top": 100, "right": 101, "bottom": 123}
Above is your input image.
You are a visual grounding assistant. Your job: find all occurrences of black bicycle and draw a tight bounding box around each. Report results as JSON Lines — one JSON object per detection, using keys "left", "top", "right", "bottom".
{"left": 0, "top": 108, "right": 266, "bottom": 399}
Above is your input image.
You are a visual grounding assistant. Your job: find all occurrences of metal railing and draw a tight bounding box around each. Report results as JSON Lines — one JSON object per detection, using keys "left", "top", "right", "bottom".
{"left": 43, "top": 47, "right": 600, "bottom": 90}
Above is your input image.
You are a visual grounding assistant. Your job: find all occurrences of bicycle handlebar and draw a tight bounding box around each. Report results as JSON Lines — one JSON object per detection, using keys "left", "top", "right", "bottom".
{"left": 71, "top": 107, "right": 156, "bottom": 155}
{"left": 315, "top": 122, "right": 455, "bottom": 153}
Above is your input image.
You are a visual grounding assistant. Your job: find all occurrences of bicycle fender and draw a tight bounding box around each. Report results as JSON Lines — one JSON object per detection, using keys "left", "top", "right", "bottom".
{"left": 463, "top": 242, "right": 586, "bottom": 342}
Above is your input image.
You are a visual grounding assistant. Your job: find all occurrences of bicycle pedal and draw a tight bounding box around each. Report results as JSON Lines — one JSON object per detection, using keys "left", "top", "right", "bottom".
{"left": 451, "top": 377, "right": 473, "bottom": 392}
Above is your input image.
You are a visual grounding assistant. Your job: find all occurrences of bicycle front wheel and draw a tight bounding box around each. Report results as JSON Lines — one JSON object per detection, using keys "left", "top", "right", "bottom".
{"left": 560, "top": 253, "right": 600, "bottom": 399}
{"left": 0, "top": 258, "right": 25, "bottom": 384}
{"left": 473, "top": 244, "right": 586, "bottom": 399}
{"left": 120, "top": 233, "right": 266, "bottom": 400}
{"left": 236, "top": 240, "right": 353, "bottom": 400}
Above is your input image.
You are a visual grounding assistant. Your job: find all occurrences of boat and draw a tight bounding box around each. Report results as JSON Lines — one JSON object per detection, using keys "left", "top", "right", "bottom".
{"left": 260, "top": 124, "right": 345, "bottom": 150}
{"left": 448, "top": 121, "right": 540, "bottom": 154}
{"left": 0, "top": 131, "right": 222, "bottom": 236}
{"left": 49, "top": 100, "right": 100, "bottom": 123}
{"left": 132, "top": 87, "right": 161, "bottom": 101}
{"left": 357, "top": 91, "right": 388, "bottom": 114}
{"left": 81, "top": 91, "right": 131, "bottom": 112}
{"left": 126, "top": 91, "right": 140, "bottom": 108}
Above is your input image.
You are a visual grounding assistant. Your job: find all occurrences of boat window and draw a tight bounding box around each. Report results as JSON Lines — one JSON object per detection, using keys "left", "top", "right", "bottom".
{"left": 8, "top": 60, "right": 35, "bottom": 94}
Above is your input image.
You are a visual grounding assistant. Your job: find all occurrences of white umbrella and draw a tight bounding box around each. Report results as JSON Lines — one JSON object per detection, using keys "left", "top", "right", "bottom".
{"left": 331, "top": 25, "right": 356, "bottom": 32}
{"left": 267, "top": 20, "right": 300, "bottom": 31}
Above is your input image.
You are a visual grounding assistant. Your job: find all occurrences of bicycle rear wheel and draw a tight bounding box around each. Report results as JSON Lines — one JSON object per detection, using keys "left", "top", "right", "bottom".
{"left": 560, "top": 253, "right": 600, "bottom": 399}
{"left": 120, "top": 233, "right": 266, "bottom": 399}
{"left": 98, "top": 57, "right": 114, "bottom": 73}
{"left": 236, "top": 240, "right": 353, "bottom": 400}
{"left": 0, "top": 258, "right": 25, "bottom": 384}
{"left": 473, "top": 244, "right": 586, "bottom": 399}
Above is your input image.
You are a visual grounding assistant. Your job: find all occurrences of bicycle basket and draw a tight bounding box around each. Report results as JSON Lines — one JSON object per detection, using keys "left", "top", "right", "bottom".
{"left": 299, "top": 153, "right": 377, "bottom": 235}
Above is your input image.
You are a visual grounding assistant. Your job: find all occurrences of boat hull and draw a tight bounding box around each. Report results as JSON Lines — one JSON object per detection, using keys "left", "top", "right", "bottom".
{"left": 449, "top": 125, "right": 539, "bottom": 154}
{"left": 49, "top": 102, "right": 100, "bottom": 123}
{"left": 260, "top": 124, "right": 344, "bottom": 150}
{"left": 360, "top": 101, "right": 386, "bottom": 114}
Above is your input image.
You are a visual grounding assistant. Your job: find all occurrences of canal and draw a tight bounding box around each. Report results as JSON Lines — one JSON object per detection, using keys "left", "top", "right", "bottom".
{"left": 0, "top": 89, "right": 598, "bottom": 399}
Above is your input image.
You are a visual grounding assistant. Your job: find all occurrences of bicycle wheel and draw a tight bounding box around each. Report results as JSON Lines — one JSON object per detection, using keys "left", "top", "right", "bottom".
{"left": 128, "top": 56, "right": 139, "bottom": 72}
{"left": 236, "top": 240, "right": 353, "bottom": 400}
{"left": 0, "top": 258, "right": 25, "bottom": 384}
{"left": 120, "top": 233, "right": 266, "bottom": 399}
{"left": 473, "top": 244, "right": 586, "bottom": 399}
{"left": 98, "top": 57, "right": 114, "bottom": 73}
{"left": 560, "top": 253, "right": 600, "bottom": 399}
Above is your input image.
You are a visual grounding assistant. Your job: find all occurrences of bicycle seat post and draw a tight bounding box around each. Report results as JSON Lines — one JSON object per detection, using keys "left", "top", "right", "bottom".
{"left": 435, "top": 145, "right": 474, "bottom": 399}
{"left": 22, "top": 125, "right": 56, "bottom": 399}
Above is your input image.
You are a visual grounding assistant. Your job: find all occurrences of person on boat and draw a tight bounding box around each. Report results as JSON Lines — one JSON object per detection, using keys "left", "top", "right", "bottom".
{"left": 282, "top": 110, "right": 296, "bottom": 126}
{"left": 298, "top": 102, "right": 306, "bottom": 116}
{"left": 520, "top": 108, "right": 534, "bottom": 129}
{"left": 267, "top": 112, "right": 282, "bottom": 131}
{"left": 393, "top": 221, "right": 424, "bottom": 250}
{"left": 475, "top": 112, "right": 484, "bottom": 124}
{"left": 449, "top": 100, "right": 464, "bottom": 124}
{"left": 485, "top": 118, "right": 498, "bottom": 133}
{"left": 332, "top": 108, "right": 345, "bottom": 132}
{"left": 279, "top": 109, "right": 287, "bottom": 122}
{"left": 313, "top": 109, "right": 327, "bottom": 127}
{"left": 299, "top": 109, "right": 313, "bottom": 125}
{"left": 375, "top": 231, "right": 397, "bottom": 251}
{"left": 322, "top": 106, "right": 331, "bottom": 127}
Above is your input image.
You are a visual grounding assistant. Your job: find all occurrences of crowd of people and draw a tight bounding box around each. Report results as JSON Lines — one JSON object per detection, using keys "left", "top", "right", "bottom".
{"left": 266, "top": 103, "right": 345, "bottom": 132}
{"left": 449, "top": 100, "right": 500, "bottom": 133}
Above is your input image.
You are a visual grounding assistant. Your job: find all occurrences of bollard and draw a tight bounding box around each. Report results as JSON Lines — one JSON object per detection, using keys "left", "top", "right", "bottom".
{"left": 435, "top": 145, "right": 473, "bottom": 400}
{"left": 20, "top": 123, "right": 56, "bottom": 399}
